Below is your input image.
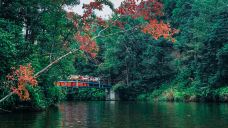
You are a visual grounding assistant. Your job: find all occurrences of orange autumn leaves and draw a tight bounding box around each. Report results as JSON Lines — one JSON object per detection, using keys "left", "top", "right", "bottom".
{"left": 75, "top": 33, "right": 98, "bottom": 58}
{"left": 7, "top": 64, "right": 37, "bottom": 100}
{"left": 68, "top": 0, "right": 179, "bottom": 58}
{"left": 116, "top": 0, "right": 163, "bottom": 20}
{"left": 116, "top": 0, "right": 179, "bottom": 42}
{"left": 142, "top": 20, "right": 179, "bottom": 42}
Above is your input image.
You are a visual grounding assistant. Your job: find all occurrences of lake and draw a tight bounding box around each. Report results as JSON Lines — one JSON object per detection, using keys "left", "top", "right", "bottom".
{"left": 0, "top": 101, "right": 228, "bottom": 128}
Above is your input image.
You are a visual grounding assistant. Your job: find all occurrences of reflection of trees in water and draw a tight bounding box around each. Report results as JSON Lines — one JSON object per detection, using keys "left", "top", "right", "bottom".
{"left": 1, "top": 102, "right": 228, "bottom": 128}
{"left": 87, "top": 101, "right": 116, "bottom": 128}
{"left": 59, "top": 102, "right": 89, "bottom": 127}
{"left": 147, "top": 102, "right": 228, "bottom": 128}
{"left": 0, "top": 106, "right": 62, "bottom": 128}
{"left": 38, "top": 106, "right": 62, "bottom": 128}
{"left": 58, "top": 101, "right": 118, "bottom": 128}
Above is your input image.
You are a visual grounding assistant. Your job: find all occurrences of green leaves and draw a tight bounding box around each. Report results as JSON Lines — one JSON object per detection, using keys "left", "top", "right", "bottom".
{"left": 0, "top": 19, "right": 25, "bottom": 80}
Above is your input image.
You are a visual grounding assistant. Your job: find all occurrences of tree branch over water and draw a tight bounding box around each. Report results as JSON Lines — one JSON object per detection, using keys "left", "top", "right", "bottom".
{"left": 0, "top": 48, "right": 79, "bottom": 104}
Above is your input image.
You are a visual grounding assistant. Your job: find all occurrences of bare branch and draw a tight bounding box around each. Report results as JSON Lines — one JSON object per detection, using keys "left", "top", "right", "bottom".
{"left": 0, "top": 92, "right": 14, "bottom": 104}
{"left": 0, "top": 107, "right": 12, "bottom": 113}
{"left": 95, "top": 24, "right": 141, "bottom": 39}
{"left": 91, "top": 26, "right": 109, "bottom": 40}
{"left": 34, "top": 48, "right": 79, "bottom": 78}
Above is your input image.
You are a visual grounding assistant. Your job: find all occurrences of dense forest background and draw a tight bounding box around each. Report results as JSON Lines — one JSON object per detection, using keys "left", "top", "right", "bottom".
{"left": 0, "top": 0, "right": 227, "bottom": 111}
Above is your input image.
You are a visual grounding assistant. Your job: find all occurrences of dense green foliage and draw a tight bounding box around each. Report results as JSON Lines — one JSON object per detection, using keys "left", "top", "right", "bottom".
{"left": 67, "top": 88, "right": 106, "bottom": 101}
{"left": 0, "top": 0, "right": 227, "bottom": 111}
{"left": 0, "top": 0, "right": 78, "bottom": 110}
{"left": 74, "top": 0, "right": 228, "bottom": 101}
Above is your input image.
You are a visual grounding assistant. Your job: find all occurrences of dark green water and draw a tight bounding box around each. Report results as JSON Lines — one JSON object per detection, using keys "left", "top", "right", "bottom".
{"left": 0, "top": 102, "right": 228, "bottom": 128}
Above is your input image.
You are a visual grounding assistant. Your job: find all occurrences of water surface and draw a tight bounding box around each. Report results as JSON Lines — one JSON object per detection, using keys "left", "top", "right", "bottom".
{"left": 0, "top": 101, "right": 228, "bottom": 128}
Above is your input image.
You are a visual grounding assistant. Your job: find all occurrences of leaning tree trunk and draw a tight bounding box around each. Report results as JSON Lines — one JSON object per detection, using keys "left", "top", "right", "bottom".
{"left": 0, "top": 22, "right": 138, "bottom": 104}
{"left": 0, "top": 92, "right": 14, "bottom": 104}
{"left": 0, "top": 49, "right": 78, "bottom": 104}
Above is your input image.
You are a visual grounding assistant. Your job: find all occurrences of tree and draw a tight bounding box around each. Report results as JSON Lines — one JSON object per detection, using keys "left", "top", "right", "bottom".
{"left": 160, "top": 0, "right": 228, "bottom": 101}
{"left": 0, "top": 0, "right": 179, "bottom": 105}
{"left": 0, "top": 0, "right": 79, "bottom": 109}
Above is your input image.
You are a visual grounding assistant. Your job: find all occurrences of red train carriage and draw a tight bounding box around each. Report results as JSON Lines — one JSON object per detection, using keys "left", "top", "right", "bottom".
{"left": 55, "top": 81, "right": 89, "bottom": 87}
{"left": 55, "top": 75, "right": 104, "bottom": 88}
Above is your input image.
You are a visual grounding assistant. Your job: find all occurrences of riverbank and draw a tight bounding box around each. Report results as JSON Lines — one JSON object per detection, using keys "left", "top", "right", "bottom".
{"left": 1, "top": 85, "right": 228, "bottom": 114}
{"left": 137, "top": 85, "right": 228, "bottom": 102}
{"left": 66, "top": 88, "right": 106, "bottom": 101}
{"left": 64, "top": 85, "right": 228, "bottom": 103}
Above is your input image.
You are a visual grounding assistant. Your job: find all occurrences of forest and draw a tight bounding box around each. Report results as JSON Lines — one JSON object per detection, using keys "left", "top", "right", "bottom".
{"left": 0, "top": 0, "right": 227, "bottom": 111}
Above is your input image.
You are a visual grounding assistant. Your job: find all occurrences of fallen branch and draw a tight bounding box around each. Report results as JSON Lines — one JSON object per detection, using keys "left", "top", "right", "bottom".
{"left": 0, "top": 107, "right": 12, "bottom": 113}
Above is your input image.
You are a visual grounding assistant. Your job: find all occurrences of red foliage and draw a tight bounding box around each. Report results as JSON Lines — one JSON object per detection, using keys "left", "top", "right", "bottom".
{"left": 96, "top": 17, "right": 107, "bottom": 27}
{"left": 72, "top": 0, "right": 178, "bottom": 58}
{"left": 65, "top": 3, "right": 104, "bottom": 57}
{"left": 7, "top": 64, "right": 37, "bottom": 100}
{"left": 75, "top": 33, "right": 98, "bottom": 58}
{"left": 82, "top": 2, "right": 103, "bottom": 22}
{"left": 116, "top": 0, "right": 178, "bottom": 41}
{"left": 142, "top": 20, "right": 179, "bottom": 42}
{"left": 84, "top": 23, "right": 91, "bottom": 31}
{"left": 116, "top": 0, "right": 163, "bottom": 20}
{"left": 113, "top": 21, "right": 125, "bottom": 29}
{"left": 73, "top": 21, "right": 78, "bottom": 28}
{"left": 67, "top": 11, "right": 74, "bottom": 19}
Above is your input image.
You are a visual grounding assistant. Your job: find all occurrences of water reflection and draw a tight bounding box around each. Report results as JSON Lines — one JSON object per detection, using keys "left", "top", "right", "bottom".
{"left": 0, "top": 106, "right": 62, "bottom": 128}
{"left": 0, "top": 102, "right": 228, "bottom": 128}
